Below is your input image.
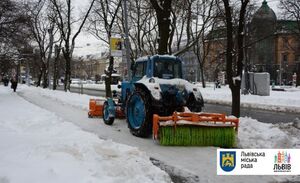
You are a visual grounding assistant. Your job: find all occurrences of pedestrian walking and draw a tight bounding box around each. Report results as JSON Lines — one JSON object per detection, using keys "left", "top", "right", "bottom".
{"left": 10, "top": 75, "right": 18, "bottom": 92}
{"left": 2, "top": 75, "right": 9, "bottom": 86}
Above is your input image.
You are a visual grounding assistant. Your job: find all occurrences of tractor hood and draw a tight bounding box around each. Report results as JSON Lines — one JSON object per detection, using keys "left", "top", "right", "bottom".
{"left": 136, "top": 76, "right": 203, "bottom": 102}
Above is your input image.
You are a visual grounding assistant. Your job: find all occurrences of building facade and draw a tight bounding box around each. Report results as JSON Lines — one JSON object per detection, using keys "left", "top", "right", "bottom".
{"left": 72, "top": 56, "right": 107, "bottom": 81}
{"left": 205, "top": 0, "right": 300, "bottom": 85}
{"left": 249, "top": 0, "right": 300, "bottom": 85}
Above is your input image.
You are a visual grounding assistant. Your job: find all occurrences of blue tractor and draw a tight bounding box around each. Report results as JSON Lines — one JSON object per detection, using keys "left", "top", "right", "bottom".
{"left": 103, "top": 55, "right": 204, "bottom": 137}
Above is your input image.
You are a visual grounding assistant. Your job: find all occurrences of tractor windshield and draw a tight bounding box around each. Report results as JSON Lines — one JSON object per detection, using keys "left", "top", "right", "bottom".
{"left": 154, "top": 59, "right": 182, "bottom": 79}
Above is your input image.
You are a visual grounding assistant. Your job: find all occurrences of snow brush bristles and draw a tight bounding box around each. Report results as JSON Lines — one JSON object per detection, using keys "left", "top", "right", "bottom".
{"left": 153, "top": 112, "right": 239, "bottom": 148}
{"left": 159, "top": 126, "right": 235, "bottom": 147}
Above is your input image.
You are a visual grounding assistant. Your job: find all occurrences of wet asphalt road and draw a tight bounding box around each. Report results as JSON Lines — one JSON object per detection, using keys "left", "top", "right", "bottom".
{"left": 54, "top": 85, "right": 300, "bottom": 123}
{"left": 203, "top": 103, "right": 299, "bottom": 123}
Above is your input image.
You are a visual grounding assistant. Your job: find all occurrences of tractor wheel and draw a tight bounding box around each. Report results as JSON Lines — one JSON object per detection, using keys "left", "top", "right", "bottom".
{"left": 126, "top": 89, "right": 152, "bottom": 137}
{"left": 187, "top": 94, "right": 202, "bottom": 112}
{"left": 103, "top": 101, "right": 114, "bottom": 125}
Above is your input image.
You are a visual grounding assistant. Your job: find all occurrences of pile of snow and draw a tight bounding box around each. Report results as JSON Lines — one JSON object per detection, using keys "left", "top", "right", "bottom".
{"left": 199, "top": 85, "right": 300, "bottom": 113}
{"left": 70, "top": 83, "right": 121, "bottom": 93}
{"left": 0, "top": 86, "right": 171, "bottom": 183}
{"left": 238, "top": 117, "right": 300, "bottom": 148}
{"left": 19, "top": 85, "right": 105, "bottom": 111}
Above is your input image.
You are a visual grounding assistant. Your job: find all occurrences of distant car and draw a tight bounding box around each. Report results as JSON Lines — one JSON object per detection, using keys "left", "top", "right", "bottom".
{"left": 86, "top": 80, "right": 95, "bottom": 84}
{"left": 100, "top": 73, "right": 121, "bottom": 85}
{"left": 71, "top": 78, "right": 81, "bottom": 84}
{"left": 21, "top": 75, "right": 35, "bottom": 85}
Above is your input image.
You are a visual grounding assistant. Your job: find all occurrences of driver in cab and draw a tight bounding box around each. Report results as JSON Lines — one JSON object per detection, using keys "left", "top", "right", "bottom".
{"left": 159, "top": 63, "right": 173, "bottom": 79}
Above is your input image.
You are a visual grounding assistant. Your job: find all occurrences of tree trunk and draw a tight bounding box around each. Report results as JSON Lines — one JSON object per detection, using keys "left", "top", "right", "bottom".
{"left": 53, "top": 44, "right": 62, "bottom": 90}
{"left": 53, "top": 55, "right": 59, "bottom": 90}
{"left": 42, "top": 70, "right": 48, "bottom": 88}
{"left": 64, "top": 55, "right": 71, "bottom": 91}
{"left": 36, "top": 68, "right": 43, "bottom": 87}
{"left": 105, "top": 56, "right": 114, "bottom": 98}
{"left": 150, "top": 0, "right": 172, "bottom": 54}
{"left": 222, "top": 0, "right": 249, "bottom": 117}
{"left": 223, "top": 0, "right": 237, "bottom": 117}
{"left": 231, "top": 84, "right": 240, "bottom": 117}
{"left": 200, "top": 65, "right": 206, "bottom": 88}
{"left": 297, "top": 63, "right": 300, "bottom": 87}
{"left": 157, "top": 13, "right": 171, "bottom": 54}
{"left": 53, "top": 62, "right": 58, "bottom": 90}
{"left": 41, "top": 61, "right": 47, "bottom": 88}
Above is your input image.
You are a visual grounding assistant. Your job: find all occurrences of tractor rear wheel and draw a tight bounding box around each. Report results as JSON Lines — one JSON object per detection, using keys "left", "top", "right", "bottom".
{"left": 126, "top": 89, "right": 152, "bottom": 137}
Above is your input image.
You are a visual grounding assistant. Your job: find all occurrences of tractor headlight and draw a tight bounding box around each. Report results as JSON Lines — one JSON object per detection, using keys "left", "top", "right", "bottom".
{"left": 149, "top": 78, "right": 155, "bottom": 83}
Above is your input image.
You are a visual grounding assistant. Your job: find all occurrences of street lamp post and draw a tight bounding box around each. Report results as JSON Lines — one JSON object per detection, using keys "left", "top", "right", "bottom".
{"left": 123, "top": 0, "right": 131, "bottom": 80}
{"left": 279, "top": 60, "right": 282, "bottom": 85}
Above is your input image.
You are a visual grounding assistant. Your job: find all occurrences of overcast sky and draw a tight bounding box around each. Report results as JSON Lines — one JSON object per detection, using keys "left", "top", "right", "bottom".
{"left": 265, "top": 0, "right": 280, "bottom": 14}
{"left": 74, "top": 0, "right": 282, "bottom": 57}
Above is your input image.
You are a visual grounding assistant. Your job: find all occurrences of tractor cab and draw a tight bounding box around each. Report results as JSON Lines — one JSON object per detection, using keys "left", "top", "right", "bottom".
{"left": 153, "top": 58, "right": 182, "bottom": 79}
{"left": 131, "top": 55, "right": 182, "bottom": 81}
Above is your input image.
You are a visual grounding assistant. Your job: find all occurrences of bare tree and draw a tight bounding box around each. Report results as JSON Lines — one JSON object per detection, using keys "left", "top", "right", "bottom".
{"left": 149, "top": 0, "right": 172, "bottom": 54}
{"left": 170, "top": 1, "right": 187, "bottom": 53}
{"left": 279, "top": 0, "right": 300, "bottom": 37}
{"left": 190, "top": 0, "right": 216, "bottom": 88}
{"left": 122, "top": 0, "right": 157, "bottom": 58}
{"left": 221, "top": 0, "right": 249, "bottom": 117}
{"left": 0, "top": 0, "right": 28, "bottom": 44}
{"left": 86, "top": 0, "right": 122, "bottom": 97}
{"left": 51, "top": 0, "right": 96, "bottom": 91}
{"left": 0, "top": 0, "right": 32, "bottom": 77}
{"left": 26, "top": 0, "right": 60, "bottom": 88}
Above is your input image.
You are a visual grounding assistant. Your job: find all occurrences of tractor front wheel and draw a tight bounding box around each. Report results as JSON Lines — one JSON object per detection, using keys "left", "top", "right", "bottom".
{"left": 187, "top": 94, "right": 202, "bottom": 112}
{"left": 126, "top": 89, "right": 152, "bottom": 137}
{"left": 103, "top": 101, "right": 115, "bottom": 125}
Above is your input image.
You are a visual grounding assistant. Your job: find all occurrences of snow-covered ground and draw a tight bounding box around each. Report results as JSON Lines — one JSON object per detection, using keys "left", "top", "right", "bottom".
{"left": 0, "top": 86, "right": 171, "bottom": 183}
{"left": 1, "top": 84, "right": 300, "bottom": 182}
{"left": 19, "top": 85, "right": 300, "bottom": 149}
{"left": 199, "top": 84, "right": 300, "bottom": 113}
{"left": 70, "top": 82, "right": 300, "bottom": 113}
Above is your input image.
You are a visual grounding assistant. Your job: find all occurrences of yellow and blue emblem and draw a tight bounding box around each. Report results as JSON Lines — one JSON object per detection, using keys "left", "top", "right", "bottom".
{"left": 220, "top": 151, "right": 236, "bottom": 172}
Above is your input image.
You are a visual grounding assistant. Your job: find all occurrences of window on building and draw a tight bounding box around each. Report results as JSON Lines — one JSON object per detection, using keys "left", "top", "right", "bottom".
{"left": 282, "top": 54, "right": 288, "bottom": 61}
{"left": 282, "top": 37, "right": 289, "bottom": 50}
{"left": 282, "top": 54, "right": 288, "bottom": 67}
{"left": 295, "top": 55, "right": 300, "bottom": 62}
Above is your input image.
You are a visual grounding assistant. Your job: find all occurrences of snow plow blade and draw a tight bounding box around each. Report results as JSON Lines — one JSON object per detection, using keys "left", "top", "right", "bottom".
{"left": 88, "top": 99, "right": 104, "bottom": 118}
{"left": 153, "top": 112, "right": 239, "bottom": 147}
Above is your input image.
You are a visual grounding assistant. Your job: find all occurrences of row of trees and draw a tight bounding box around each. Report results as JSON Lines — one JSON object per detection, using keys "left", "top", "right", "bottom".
{"left": 0, "top": 0, "right": 256, "bottom": 117}
{"left": 2, "top": 0, "right": 299, "bottom": 117}
{"left": 0, "top": 0, "right": 32, "bottom": 78}
{"left": 25, "top": 0, "right": 96, "bottom": 90}
{"left": 0, "top": 0, "right": 96, "bottom": 91}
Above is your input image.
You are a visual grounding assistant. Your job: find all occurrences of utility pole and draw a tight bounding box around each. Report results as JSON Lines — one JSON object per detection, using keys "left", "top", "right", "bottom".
{"left": 26, "top": 58, "right": 30, "bottom": 86}
{"left": 242, "top": 16, "right": 249, "bottom": 95}
{"left": 123, "top": 0, "right": 131, "bottom": 80}
{"left": 279, "top": 58, "right": 282, "bottom": 85}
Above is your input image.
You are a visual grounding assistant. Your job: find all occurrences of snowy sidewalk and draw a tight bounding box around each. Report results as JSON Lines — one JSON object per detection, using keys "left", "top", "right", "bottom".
{"left": 0, "top": 86, "right": 170, "bottom": 183}
{"left": 13, "top": 85, "right": 300, "bottom": 182}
